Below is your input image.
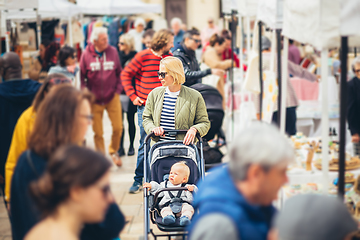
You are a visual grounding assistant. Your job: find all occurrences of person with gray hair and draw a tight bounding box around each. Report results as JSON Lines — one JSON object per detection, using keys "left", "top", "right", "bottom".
{"left": 347, "top": 56, "right": 360, "bottom": 155}
{"left": 80, "top": 26, "right": 124, "bottom": 167}
{"left": 269, "top": 194, "right": 357, "bottom": 240}
{"left": 188, "top": 122, "right": 294, "bottom": 240}
{"left": 128, "top": 17, "right": 146, "bottom": 52}
{"left": 171, "top": 17, "right": 184, "bottom": 52}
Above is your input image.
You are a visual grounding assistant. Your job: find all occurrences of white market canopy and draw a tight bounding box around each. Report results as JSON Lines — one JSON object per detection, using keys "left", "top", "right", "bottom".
{"left": 77, "top": 0, "right": 162, "bottom": 15}
{"left": 257, "top": 0, "right": 283, "bottom": 29}
{"left": 3, "top": 0, "right": 81, "bottom": 20}
{"left": 282, "top": 0, "right": 360, "bottom": 49}
{"left": 237, "top": 0, "right": 258, "bottom": 17}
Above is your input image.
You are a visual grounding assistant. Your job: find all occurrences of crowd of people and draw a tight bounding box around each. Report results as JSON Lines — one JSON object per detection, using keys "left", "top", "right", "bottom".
{"left": 0, "top": 15, "right": 359, "bottom": 240}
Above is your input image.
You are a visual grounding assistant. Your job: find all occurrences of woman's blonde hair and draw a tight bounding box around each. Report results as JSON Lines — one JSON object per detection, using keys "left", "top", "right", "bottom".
{"left": 119, "top": 33, "right": 135, "bottom": 52}
{"left": 160, "top": 57, "right": 185, "bottom": 85}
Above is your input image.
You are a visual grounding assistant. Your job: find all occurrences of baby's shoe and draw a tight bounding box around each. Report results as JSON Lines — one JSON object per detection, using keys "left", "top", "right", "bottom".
{"left": 162, "top": 215, "right": 176, "bottom": 225}
{"left": 180, "top": 216, "right": 191, "bottom": 226}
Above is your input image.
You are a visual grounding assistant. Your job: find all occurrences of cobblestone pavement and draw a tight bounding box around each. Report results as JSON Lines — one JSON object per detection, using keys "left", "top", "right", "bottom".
{"left": 0, "top": 111, "right": 228, "bottom": 240}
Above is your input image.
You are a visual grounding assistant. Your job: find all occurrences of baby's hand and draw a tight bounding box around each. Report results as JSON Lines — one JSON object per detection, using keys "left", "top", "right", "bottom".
{"left": 187, "top": 185, "right": 194, "bottom": 192}
{"left": 143, "top": 183, "right": 152, "bottom": 189}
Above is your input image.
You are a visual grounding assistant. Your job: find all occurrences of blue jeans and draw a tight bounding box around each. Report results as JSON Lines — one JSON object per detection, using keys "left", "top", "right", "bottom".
{"left": 134, "top": 106, "right": 147, "bottom": 183}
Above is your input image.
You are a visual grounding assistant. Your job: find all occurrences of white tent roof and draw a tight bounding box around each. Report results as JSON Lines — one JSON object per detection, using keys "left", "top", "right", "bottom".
{"left": 257, "top": 0, "right": 283, "bottom": 29}
{"left": 237, "top": 0, "right": 258, "bottom": 17}
{"left": 282, "top": 0, "right": 360, "bottom": 49}
{"left": 3, "top": 0, "right": 37, "bottom": 10}
{"left": 77, "top": 0, "right": 162, "bottom": 15}
{"left": 4, "top": 0, "right": 81, "bottom": 20}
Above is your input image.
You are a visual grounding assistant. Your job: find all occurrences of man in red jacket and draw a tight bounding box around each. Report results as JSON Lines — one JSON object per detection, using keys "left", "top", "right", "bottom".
{"left": 121, "top": 29, "right": 174, "bottom": 193}
{"left": 80, "top": 27, "right": 123, "bottom": 167}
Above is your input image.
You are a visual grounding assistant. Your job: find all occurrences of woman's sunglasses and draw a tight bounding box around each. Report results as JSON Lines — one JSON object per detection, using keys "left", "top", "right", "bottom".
{"left": 157, "top": 71, "right": 168, "bottom": 78}
{"left": 80, "top": 114, "right": 94, "bottom": 121}
{"left": 49, "top": 78, "right": 72, "bottom": 85}
{"left": 190, "top": 38, "right": 201, "bottom": 44}
{"left": 98, "top": 184, "right": 111, "bottom": 198}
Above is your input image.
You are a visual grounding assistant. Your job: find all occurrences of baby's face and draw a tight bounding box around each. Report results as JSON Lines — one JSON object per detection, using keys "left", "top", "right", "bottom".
{"left": 169, "top": 165, "right": 188, "bottom": 185}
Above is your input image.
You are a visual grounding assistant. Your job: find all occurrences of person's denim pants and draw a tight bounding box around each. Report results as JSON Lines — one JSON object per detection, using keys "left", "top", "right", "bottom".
{"left": 134, "top": 106, "right": 147, "bottom": 183}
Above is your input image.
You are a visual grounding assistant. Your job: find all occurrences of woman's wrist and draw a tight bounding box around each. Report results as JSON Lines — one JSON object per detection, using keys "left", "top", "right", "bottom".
{"left": 190, "top": 127, "right": 197, "bottom": 132}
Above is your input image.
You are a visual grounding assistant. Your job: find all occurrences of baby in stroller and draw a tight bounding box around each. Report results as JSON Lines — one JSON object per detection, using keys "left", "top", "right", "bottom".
{"left": 143, "top": 161, "right": 198, "bottom": 226}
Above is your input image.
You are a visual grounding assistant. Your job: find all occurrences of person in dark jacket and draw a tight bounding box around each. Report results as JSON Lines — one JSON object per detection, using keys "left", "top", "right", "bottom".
{"left": 173, "top": 28, "right": 224, "bottom": 87}
{"left": 80, "top": 26, "right": 123, "bottom": 167}
{"left": 10, "top": 85, "right": 125, "bottom": 240}
{"left": 188, "top": 122, "right": 293, "bottom": 240}
{"left": 347, "top": 56, "right": 360, "bottom": 156}
{"left": 117, "top": 33, "right": 137, "bottom": 156}
{"left": 0, "top": 52, "right": 41, "bottom": 188}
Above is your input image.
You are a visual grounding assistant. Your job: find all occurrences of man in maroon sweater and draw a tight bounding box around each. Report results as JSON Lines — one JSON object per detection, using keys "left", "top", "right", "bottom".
{"left": 121, "top": 29, "right": 174, "bottom": 193}
{"left": 80, "top": 27, "right": 123, "bottom": 167}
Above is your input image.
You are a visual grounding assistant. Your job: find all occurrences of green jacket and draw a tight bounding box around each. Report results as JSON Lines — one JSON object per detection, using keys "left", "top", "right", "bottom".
{"left": 143, "top": 85, "right": 210, "bottom": 141}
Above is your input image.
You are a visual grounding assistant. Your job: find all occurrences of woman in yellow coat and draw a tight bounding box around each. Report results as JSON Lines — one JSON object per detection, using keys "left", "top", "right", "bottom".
{"left": 4, "top": 73, "right": 71, "bottom": 203}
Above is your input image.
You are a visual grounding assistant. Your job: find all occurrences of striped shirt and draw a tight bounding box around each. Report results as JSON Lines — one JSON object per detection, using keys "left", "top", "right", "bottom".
{"left": 160, "top": 88, "right": 180, "bottom": 141}
{"left": 121, "top": 48, "right": 172, "bottom": 105}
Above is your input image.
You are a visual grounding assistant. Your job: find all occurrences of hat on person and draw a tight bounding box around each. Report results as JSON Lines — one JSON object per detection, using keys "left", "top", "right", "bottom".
{"left": 134, "top": 17, "right": 145, "bottom": 28}
{"left": 261, "top": 36, "right": 271, "bottom": 51}
{"left": 275, "top": 194, "right": 357, "bottom": 240}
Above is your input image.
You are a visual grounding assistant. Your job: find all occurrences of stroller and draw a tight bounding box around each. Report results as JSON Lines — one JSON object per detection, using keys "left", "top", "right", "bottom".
{"left": 190, "top": 83, "right": 225, "bottom": 169}
{"left": 143, "top": 130, "right": 205, "bottom": 240}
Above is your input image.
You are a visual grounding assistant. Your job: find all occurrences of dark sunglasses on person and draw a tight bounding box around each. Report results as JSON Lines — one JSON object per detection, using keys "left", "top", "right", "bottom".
{"left": 157, "top": 71, "right": 168, "bottom": 78}
{"left": 190, "top": 38, "right": 201, "bottom": 44}
{"left": 98, "top": 184, "right": 111, "bottom": 198}
{"left": 49, "top": 78, "right": 72, "bottom": 85}
{"left": 71, "top": 54, "right": 77, "bottom": 59}
{"left": 355, "top": 69, "right": 360, "bottom": 74}
{"left": 80, "top": 114, "right": 94, "bottom": 121}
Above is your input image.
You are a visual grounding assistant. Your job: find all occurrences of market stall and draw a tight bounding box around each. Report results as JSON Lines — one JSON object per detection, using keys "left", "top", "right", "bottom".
{"left": 3, "top": 0, "right": 81, "bottom": 47}
{"left": 76, "top": 0, "right": 162, "bottom": 15}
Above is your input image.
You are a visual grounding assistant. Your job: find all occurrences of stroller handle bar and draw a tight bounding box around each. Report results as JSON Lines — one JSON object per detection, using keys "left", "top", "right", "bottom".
{"left": 144, "top": 129, "right": 203, "bottom": 144}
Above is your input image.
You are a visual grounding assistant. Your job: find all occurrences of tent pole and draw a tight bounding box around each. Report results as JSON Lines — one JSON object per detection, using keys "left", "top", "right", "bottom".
{"left": 230, "top": 10, "right": 237, "bottom": 138}
{"left": 68, "top": 16, "right": 73, "bottom": 46}
{"left": 276, "top": 29, "right": 282, "bottom": 127}
{"left": 36, "top": 8, "right": 41, "bottom": 50}
{"left": 258, "top": 21, "right": 263, "bottom": 120}
{"left": 5, "top": 17, "right": 9, "bottom": 52}
{"left": 239, "top": 16, "right": 244, "bottom": 83}
{"left": 338, "top": 37, "right": 348, "bottom": 198}
{"left": 321, "top": 48, "right": 329, "bottom": 195}
{"left": 246, "top": 16, "right": 250, "bottom": 61}
{"left": 280, "top": 37, "right": 288, "bottom": 134}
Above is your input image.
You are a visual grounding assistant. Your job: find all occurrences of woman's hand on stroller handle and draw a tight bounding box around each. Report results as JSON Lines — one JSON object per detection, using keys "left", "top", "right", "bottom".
{"left": 183, "top": 127, "right": 197, "bottom": 145}
{"left": 152, "top": 127, "right": 165, "bottom": 136}
{"left": 143, "top": 182, "right": 152, "bottom": 189}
